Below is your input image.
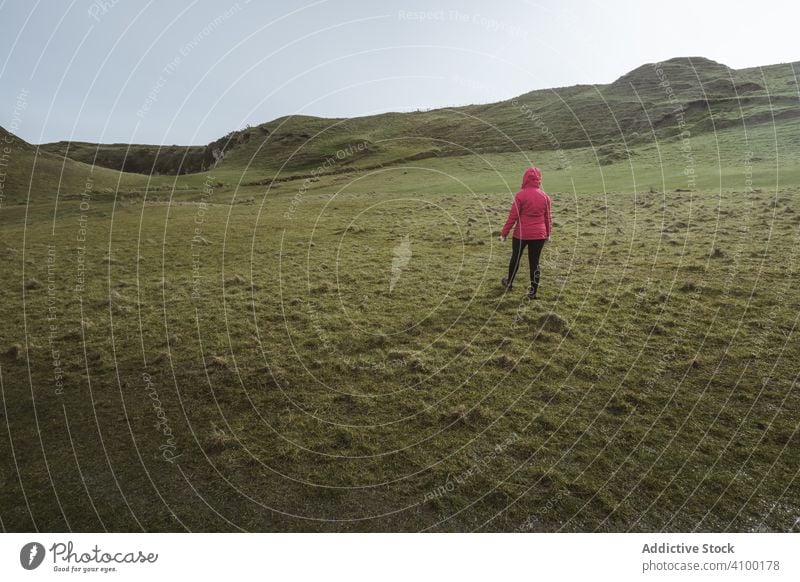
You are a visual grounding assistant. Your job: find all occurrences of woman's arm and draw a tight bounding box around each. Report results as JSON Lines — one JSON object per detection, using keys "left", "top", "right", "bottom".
{"left": 545, "top": 194, "right": 553, "bottom": 239}
{"left": 501, "top": 195, "right": 521, "bottom": 239}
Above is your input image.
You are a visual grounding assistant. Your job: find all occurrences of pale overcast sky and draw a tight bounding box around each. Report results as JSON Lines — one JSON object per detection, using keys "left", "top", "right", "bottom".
{"left": 1, "top": 0, "right": 798, "bottom": 145}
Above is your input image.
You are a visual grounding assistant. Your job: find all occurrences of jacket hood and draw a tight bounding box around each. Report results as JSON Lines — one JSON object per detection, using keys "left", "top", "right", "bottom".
{"left": 521, "top": 166, "right": 542, "bottom": 188}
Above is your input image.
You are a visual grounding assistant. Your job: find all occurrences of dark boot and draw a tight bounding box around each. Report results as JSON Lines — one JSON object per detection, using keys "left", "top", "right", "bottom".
{"left": 501, "top": 277, "right": 513, "bottom": 291}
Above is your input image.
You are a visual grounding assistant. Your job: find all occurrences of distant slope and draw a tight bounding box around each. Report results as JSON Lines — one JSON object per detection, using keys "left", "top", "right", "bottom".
{"left": 0, "top": 126, "right": 210, "bottom": 206}
{"left": 40, "top": 141, "right": 213, "bottom": 176}
{"left": 34, "top": 56, "right": 800, "bottom": 179}
{"left": 1, "top": 126, "right": 107, "bottom": 205}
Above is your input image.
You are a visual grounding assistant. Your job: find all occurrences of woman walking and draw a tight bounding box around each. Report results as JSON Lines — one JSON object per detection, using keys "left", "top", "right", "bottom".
{"left": 500, "top": 167, "right": 552, "bottom": 299}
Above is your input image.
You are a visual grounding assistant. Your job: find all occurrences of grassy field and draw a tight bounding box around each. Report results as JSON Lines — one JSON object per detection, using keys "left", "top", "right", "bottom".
{"left": 1, "top": 60, "right": 799, "bottom": 532}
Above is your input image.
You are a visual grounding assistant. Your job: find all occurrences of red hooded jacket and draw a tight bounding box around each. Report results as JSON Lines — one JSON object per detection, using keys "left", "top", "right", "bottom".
{"left": 501, "top": 167, "right": 552, "bottom": 240}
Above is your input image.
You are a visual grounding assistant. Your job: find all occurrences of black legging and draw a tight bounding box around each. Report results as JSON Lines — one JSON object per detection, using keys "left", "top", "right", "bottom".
{"left": 507, "top": 238, "right": 545, "bottom": 291}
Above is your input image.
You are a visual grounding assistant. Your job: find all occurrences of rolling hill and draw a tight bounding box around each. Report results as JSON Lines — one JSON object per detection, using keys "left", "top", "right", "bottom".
{"left": 33, "top": 56, "right": 800, "bottom": 180}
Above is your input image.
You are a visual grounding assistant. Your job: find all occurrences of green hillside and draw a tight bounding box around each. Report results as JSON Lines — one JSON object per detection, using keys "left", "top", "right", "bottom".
{"left": 37, "top": 57, "right": 800, "bottom": 182}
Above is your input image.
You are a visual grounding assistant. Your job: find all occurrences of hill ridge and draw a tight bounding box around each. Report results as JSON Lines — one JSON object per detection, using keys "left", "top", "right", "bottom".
{"left": 5, "top": 56, "right": 798, "bottom": 178}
